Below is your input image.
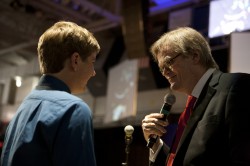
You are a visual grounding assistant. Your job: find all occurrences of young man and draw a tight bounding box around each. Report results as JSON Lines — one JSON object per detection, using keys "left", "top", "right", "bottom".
{"left": 1, "top": 21, "right": 100, "bottom": 166}
{"left": 142, "top": 27, "right": 250, "bottom": 166}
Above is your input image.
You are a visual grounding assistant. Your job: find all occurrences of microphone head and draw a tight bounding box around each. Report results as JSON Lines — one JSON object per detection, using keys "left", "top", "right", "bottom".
{"left": 124, "top": 125, "right": 134, "bottom": 137}
{"left": 164, "top": 93, "right": 176, "bottom": 105}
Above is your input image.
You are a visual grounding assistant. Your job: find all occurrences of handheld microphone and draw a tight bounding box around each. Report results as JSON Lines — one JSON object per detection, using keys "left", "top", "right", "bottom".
{"left": 124, "top": 125, "right": 134, "bottom": 145}
{"left": 146, "top": 93, "right": 176, "bottom": 148}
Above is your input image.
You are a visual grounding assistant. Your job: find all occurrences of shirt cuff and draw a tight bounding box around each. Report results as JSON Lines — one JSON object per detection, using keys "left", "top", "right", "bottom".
{"left": 149, "top": 139, "right": 163, "bottom": 162}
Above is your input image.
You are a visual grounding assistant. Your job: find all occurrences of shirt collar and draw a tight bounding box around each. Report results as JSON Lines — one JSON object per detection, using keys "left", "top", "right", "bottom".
{"left": 35, "top": 74, "right": 71, "bottom": 93}
{"left": 191, "top": 68, "right": 216, "bottom": 98}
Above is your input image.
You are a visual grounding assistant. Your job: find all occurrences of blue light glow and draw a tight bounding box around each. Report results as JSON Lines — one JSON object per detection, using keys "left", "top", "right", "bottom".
{"left": 151, "top": 0, "right": 191, "bottom": 13}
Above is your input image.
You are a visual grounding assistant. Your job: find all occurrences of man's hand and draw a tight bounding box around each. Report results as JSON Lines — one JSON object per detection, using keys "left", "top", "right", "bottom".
{"left": 141, "top": 113, "right": 168, "bottom": 142}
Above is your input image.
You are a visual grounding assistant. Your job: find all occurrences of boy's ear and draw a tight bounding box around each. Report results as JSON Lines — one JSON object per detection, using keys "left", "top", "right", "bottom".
{"left": 71, "top": 52, "right": 80, "bottom": 71}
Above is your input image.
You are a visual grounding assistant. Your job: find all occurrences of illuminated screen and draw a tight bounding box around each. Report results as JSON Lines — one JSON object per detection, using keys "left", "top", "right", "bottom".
{"left": 208, "top": 0, "right": 250, "bottom": 38}
{"left": 104, "top": 59, "right": 138, "bottom": 123}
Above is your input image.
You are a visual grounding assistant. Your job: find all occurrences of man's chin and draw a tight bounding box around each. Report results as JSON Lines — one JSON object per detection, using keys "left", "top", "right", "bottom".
{"left": 170, "top": 83, "right": 178, "bottom": 91}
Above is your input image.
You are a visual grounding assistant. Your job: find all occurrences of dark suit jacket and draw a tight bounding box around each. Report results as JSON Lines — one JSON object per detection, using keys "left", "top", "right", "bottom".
{"left": 151, "top": 70, "right": 250, "bottom": 166}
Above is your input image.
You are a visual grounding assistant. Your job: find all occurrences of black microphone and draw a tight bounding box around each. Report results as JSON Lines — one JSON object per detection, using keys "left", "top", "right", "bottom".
{"left": 146, "top": 93, "right": 176, "bottom": 148}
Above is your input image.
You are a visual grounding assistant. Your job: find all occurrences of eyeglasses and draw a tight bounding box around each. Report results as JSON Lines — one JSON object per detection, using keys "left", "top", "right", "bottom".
{"left": 159, "top": 53, "right": 181, "bottom": 73}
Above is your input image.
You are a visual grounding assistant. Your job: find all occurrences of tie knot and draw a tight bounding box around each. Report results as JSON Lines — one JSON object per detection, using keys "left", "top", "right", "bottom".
{"left": 186, "top": 95, "right": 197, "bottom": 108}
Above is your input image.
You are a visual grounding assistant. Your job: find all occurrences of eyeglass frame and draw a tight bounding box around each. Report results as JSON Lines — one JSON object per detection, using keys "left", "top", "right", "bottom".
{"left": 159, "top": 53, "right": 181, "bottom": 73}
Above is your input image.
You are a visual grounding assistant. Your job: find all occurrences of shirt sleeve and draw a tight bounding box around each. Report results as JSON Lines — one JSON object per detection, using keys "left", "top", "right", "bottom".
{"left": 149, "top": 139, "right": 164, "bottom": 162}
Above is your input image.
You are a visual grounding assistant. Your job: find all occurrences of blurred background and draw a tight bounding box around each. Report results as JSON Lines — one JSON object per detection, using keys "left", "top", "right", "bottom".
{"left": 1, "top": 0, "right": 250, "bottom": 165}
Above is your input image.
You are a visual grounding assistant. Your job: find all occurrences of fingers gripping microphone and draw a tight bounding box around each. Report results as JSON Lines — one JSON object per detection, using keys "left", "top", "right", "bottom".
{"left": 146, "top": 93, "right": 176, "bottom": 148}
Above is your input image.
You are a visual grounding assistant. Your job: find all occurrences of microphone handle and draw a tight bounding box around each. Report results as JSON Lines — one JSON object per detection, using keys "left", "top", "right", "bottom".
{"left": 146, "top": 103, "right": 171, "bottom": 148}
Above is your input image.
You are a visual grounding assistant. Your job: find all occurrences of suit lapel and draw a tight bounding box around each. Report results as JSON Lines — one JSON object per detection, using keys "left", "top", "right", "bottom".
{"left": 175, "top": 70, "right": 222, "bottom": 155}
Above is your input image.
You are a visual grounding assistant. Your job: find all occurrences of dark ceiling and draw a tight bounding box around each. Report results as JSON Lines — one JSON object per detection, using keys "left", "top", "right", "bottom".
{"left": 0, "top": 0, "right": 207, "bottom": 97}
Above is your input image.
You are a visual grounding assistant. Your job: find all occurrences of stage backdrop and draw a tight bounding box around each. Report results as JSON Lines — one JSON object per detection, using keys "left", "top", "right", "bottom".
{"left": 230, "top": 32, "right": 250, "bottom": 74}
{"left": 104, "top": 59, "right": 138, "bottom": 123}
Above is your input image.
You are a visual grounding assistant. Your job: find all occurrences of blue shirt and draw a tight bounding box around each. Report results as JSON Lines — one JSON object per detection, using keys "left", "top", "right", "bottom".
{"left": 1, "top": 75, "right": 96, "bottom": 166}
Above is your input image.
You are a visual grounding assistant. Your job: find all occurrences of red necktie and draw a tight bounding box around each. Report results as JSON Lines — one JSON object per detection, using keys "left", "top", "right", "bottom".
{"left": 166, "top": 95, "right": 197, "bottom": 166}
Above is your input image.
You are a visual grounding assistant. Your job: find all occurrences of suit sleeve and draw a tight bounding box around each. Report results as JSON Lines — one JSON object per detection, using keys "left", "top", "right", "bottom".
{"left": 227, "top": 74, "right": 250, "bottom": 164}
